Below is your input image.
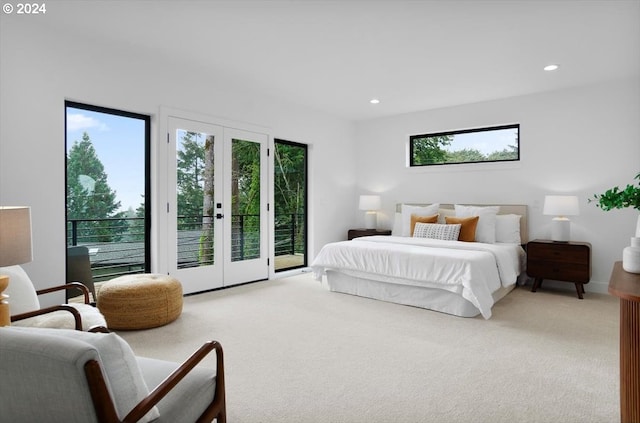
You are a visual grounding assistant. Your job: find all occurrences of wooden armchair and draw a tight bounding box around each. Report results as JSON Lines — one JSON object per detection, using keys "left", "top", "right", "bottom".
{"left": 1, "top": 326, "right": 226, "bottom": 422}
{"left": 1, "top": 265, "right": 106, "bottom": 330}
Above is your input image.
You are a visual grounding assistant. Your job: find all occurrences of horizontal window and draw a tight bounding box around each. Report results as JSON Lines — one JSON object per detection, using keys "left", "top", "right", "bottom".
{"left": 409, "top": 124, "right": 519, "bottom": 167}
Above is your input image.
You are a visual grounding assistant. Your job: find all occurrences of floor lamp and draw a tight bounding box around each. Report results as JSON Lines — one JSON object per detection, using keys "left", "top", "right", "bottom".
{"left": 0, "top": 206, "right": 33, "bottom": 326}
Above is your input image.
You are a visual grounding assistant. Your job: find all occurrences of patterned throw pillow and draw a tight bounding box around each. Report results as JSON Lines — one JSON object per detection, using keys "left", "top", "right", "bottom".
{"left": 413, "top": 223, "right": 461, "bottom": 241}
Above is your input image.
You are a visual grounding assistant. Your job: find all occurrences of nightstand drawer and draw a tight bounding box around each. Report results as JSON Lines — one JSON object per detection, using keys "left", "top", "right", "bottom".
{"left": 527, "top": 244, "right": 589, "bottom": 264}
{"left": 527, "top": 259, "right": 590, "bottom": 283}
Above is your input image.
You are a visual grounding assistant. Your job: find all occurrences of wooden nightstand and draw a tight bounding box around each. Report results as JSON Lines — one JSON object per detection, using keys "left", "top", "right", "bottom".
{"left": 348, "top": 228, "right": 392, "bottom": 240}
{"left": 527, "top": 239, "right": 591, "bottom": 299}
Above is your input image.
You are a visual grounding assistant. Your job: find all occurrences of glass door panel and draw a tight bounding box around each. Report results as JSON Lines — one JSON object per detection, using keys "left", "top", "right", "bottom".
{"left": 168, "top": 117, "right": 223, "bottom": 293}
{"left": 223, "top": 129, "right": 268, "bottom": 286}
{"left": 231, "top": 139, "right": 261, "bottom": 262}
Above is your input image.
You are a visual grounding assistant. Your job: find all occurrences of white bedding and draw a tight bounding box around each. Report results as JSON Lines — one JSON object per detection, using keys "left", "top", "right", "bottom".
{"left": 311, "top": 235, "right": 525, "bottom": 319}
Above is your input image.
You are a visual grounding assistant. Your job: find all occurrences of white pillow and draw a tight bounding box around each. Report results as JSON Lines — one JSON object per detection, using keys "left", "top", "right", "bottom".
{"left": 436, "top": 208, "right": 456, "bottom": 224}
{"left": 9, "top": 327, "right": 160, "bottom": 422}
{"left": 495, "top": 214, "right": 522, "bottom": 244}
{"left": 454, "top": 205, "right": 500, "bottom": 244}
{"left": 413, "top": 223, "right": 461, "bottom": 241}
{"left": 1, "top": 265, "right": 40, "bottom": 314}
{"left": 401, "top": 203, "right": 440, "bottom": 237}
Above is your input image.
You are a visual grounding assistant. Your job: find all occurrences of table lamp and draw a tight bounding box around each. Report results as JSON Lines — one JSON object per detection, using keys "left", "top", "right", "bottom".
{"left": 543, "top": 195, "right": 579, "bottom": 242}
{"left": 0, "top": 206, "right": 33, "bottom": 326}
{"left": 359, "top": 195, "right": 381, "bottom": 229}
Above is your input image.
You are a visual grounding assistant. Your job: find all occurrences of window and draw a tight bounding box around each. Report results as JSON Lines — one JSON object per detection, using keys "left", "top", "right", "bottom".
{"left": 409, "top": 124, "right": 519, "bottom": 167}
{"left": 65, "top": 101, "right": 151, "bottom": 282}
{"left": 274, "top": 139, "right": 307, "bottom": 271}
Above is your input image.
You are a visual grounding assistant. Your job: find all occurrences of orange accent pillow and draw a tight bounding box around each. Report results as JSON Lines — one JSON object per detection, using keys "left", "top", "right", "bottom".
{"left": 445, "top": 216, "right": 479, "bottom": 242}
{"left": 410, "top": 214, "right": 438, "bottom": 236}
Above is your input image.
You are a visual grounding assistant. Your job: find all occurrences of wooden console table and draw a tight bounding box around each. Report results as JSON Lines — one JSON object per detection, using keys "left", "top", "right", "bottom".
{"left": 609, "top": 261, "right": 640, "bottom": 423}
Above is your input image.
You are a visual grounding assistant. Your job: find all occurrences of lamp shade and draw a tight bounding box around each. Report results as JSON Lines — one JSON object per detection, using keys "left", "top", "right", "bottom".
{"left": 542, "top": 195, "right": 580, "bottom": 217}
{"left": 359, "top": 195, "right": 381, "bottom": 211}
{"left": 0, "top": 206, "right": 33, "bottom": 266}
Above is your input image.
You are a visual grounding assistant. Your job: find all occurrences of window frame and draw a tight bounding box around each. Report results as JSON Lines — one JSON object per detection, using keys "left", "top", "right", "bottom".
{"left": 64, "top": 100, "right": 152, "bottom": 275}
{"left": 409, "top": 123, "right": 520, "bottom": 167}
{"left": 273, "top": 138, "right": 308, "bottom": 272}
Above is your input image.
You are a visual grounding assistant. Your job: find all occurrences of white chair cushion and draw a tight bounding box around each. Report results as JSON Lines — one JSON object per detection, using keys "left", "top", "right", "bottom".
{"left": 0, "top": 265, "right": 40, "bottom": 314}
{"left": 138, "top": 356, "right": 216, "bottom": 423}
{"left": 8, "top": 327, "right": 160, "bottom": 422}
{"left": 12, "top": 303, "right": 107, "bottom": 331}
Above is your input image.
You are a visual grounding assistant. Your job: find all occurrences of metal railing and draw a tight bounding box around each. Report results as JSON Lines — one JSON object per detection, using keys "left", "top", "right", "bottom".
{"left": 275, "top": 213, "right": 305, "bottom": 257}
{"left": 67, "top": 213, "right": 305, "bottom": 278}
{"left": 67, "top": 217, "right": 146, "bottom": 281}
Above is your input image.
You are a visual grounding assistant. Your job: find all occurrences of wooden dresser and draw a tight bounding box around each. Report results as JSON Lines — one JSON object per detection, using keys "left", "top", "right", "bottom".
{"left": 609, "top": 261, "right": 640, "bottom": 423}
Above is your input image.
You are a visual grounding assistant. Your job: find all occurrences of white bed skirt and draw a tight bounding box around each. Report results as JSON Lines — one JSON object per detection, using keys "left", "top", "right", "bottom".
{"left": 325, "top": 270, "right": 515, "bottom": 318}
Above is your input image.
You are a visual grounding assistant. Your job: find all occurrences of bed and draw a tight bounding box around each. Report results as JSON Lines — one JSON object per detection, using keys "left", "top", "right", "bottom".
{"left": 311, "top": 203, "right": 528, "bottom": 319}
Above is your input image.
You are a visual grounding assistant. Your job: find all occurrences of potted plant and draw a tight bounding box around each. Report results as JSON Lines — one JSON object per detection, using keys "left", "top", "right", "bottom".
{"left": 590, "top": 172, "right": 640, "bottom": 212}
{"left": 591, "top": 173, "right": 640, "bottom": 273}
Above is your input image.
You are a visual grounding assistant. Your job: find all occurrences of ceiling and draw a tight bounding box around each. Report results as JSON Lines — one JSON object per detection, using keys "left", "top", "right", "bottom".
{"left": 37, "top": 0, "right": 640, "bottom": 121}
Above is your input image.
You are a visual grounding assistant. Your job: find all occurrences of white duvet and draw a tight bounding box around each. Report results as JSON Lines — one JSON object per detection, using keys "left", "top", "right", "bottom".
{"left": 311, "top": 235, "right": 525, "bottom": 319}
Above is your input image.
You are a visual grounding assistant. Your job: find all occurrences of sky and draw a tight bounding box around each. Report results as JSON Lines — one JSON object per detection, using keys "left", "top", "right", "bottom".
{"left": 444, "top": 127, "right": 518, "bottom": 155}
{"left": 66, "top": 107, "right": 145, "bottom": 213}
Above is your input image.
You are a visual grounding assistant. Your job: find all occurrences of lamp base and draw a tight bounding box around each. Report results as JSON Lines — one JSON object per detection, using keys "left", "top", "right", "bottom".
{"left": 0, "top": 275, "right": 10, "bottom": 327}
{"left": 364, "top": 211, "right": 377, "bottom": 230}
{"left": 551, "top": 218, "right": 571, "bottom": 242}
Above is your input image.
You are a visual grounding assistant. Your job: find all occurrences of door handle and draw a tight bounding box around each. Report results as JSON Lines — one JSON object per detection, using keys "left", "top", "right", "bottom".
{"left": 216, "top": 213, "right": 224, "bottom": 219}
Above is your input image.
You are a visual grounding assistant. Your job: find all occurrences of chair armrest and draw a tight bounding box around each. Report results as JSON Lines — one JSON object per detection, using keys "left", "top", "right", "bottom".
{"left": 36, "top": 282, "right": 91, "bottom": 304}
{"left": 11, "top": 304, "right": 83, "bottom": 330}
{"left": 122, "top": 341, "right": 226, "bottom": 423}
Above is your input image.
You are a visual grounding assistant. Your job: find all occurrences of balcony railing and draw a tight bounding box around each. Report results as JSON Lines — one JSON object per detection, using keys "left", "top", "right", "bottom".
{"left": 67, "top": 213, "right": 305, "bottom": 280}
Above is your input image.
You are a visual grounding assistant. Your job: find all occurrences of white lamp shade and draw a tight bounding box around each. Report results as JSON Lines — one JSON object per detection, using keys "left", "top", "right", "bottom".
{"left": 543, "top": 195, "right": 580, "bottom": 217}
{"left": 0, "top": 206, "right": 33, "bottom": 266}
{"left": 359, "top": 195, "right": 381, "bottom": 211}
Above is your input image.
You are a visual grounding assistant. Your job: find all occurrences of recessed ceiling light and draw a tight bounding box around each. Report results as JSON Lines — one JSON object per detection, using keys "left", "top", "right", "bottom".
{"left": 369, "top": 98, "right": 380, "bottom": 104}
{"left": 544, "top": 64, "right": 559, "bottom": 71}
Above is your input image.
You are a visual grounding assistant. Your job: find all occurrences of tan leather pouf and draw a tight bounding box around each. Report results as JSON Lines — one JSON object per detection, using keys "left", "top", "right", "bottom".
{"left": 97, "top": 274, "right": 183, "bottom": 330}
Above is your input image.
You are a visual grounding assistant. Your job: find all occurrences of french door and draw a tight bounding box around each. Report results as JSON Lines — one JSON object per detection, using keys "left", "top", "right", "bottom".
{"left": 167, "top": 117, "right": 268, "bottom": 294}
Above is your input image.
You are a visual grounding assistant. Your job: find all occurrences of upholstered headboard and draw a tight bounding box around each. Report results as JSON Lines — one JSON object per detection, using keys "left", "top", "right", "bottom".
{"left": 395, "top": 203, "right": 529, "bottom": 244}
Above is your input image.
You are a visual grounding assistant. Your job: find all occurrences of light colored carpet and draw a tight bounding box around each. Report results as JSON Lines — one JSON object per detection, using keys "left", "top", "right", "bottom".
{"left": 117, "top": 273, "right": 620, "bottom": 423}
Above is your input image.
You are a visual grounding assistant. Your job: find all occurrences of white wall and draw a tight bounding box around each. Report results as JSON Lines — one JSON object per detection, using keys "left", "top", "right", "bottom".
{"left": 355, "top": 77, "right": 640, "bottom": 293}
{"left": 2, "top": 14, "right": 637, "bottom": 299}
{"left": 0, "top": 18, "right": 357, "bottom": 297}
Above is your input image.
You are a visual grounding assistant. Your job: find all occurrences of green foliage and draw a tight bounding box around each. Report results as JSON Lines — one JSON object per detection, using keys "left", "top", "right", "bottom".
{"left": 446, "top": 148, "right": 485, "bottom": 163}
{"left": 66, "top": 132, "right": 125, "bottom": 243}
{"left": 274, "top": 143, "right": 305, "bottom": 215}
{"left": 177, "top": 131, "right": 206, "bottom": 220}
{"left": 412, "top": 135, "right": 452, "bottom": 165}
{"left": 274, "top": 142, "right": 306, "bottom": 253}
{"left": 486, "top": 144, "right": 518, "bottom": 161}
{"left": 232, "top": 139, "right": 261, "bottom": 216}
{"left": 590, "top": 173, "right": 640, "bottom": 211}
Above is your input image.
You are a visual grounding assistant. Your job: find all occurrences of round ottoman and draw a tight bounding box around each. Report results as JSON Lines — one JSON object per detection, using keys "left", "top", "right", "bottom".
{"left": 97, "top": 274, "right": 183, "bottom": 330}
